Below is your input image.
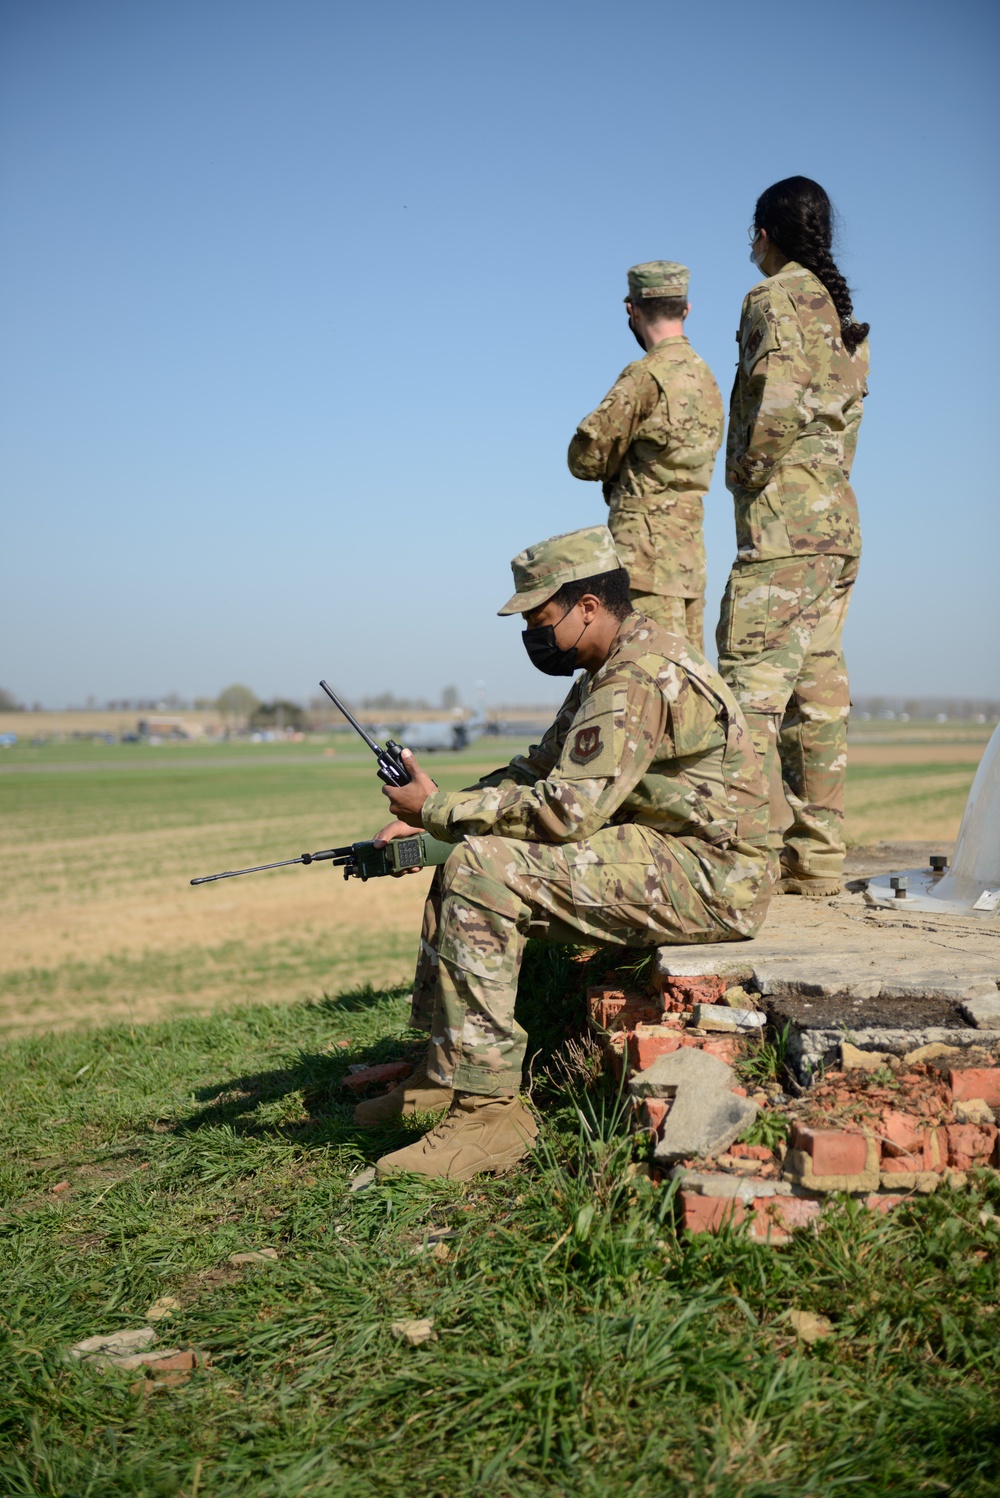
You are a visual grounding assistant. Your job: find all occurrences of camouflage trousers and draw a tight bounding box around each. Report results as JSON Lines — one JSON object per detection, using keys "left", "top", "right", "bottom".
{"left": 716, "top": 554, "right": 859, "bottom": 879}
{"left": 630, "top": 592, "right": 705, "bottom": 655}
{"left": 408, "top": 826, "right": 770, "bottom": 1096}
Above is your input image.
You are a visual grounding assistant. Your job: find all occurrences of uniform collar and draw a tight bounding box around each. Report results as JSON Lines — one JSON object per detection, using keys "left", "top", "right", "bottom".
{"left": 588, "top": 612, "right": 644, "bottom": 677}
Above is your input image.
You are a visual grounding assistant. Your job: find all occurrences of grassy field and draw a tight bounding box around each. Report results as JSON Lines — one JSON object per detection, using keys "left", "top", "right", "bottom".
{"left": 0, "top": 725, "right": 991, "bottom": 1037}
{"left": 1, "top": 955, "right": 999, "bottom": 1496}
{"left": 1, "top": 726, "right": 998, "bottom": 1494}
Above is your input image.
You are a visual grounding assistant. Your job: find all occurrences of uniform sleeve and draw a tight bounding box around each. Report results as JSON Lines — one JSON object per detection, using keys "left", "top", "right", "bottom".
{"left": 420, "top": 667, "right": 668, "bottom": 844}
{"left": 462, "top": 683, "right": 583, "bottom": 793}
{"left": 726, "top": 291, "right": 813, "bottom": 492}
{"left": 842, "top": 385, "right": 866, "bottom": 478}
{"left": 567, "top": 364, "right": 659, "bottom": 485}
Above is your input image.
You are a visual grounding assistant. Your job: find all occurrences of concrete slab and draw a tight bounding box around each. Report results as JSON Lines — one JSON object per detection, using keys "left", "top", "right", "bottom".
{"left": 651, "top": 844, "right": 1000, "bottom": 1086}
{"left": 654, "top": 864, "right": 999, "bottom": 1002}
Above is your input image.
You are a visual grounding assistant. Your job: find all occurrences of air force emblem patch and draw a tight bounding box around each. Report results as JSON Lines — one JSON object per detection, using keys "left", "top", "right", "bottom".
{"left": 571, "top": 725, "right": 603, "bottom": 764}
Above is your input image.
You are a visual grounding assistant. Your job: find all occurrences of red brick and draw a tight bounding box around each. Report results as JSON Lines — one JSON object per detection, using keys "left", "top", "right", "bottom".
{"left": 680, "top": 1192, "right": 744, "bottom": 1234}
{"left": 790, "top": 1124, "right": 868, "bottom": 1177}
{"left": 627, "top": 1032, "right": 684, "bottom": 1071}
{"left": 587, "top": 987, "right": 661, "bottom": 1030}
{"left": 341, "top": 1061, "right": 412, "bottom": 1094}
{"left": 701, "top": 1037, "right": 741, "bottom": 1064}
{"left": 880, "top": 1152, "right": 923, "bottom": 1173}
{"left": 945, "top": 1122, "right": 998, "bottom": 1170}
{"left": 865, "top": 1194, "right": 905, "bottom": 1214}
{"left": 746, "top": 1196, "right": 822, "bottom": 1243}
{"left": 882, "top": 1110, "right": 923, "bottom": 1155}
{"left": 662, "top": 975, "right": 728, "bottom": 1010}
{"left": 729, "top": 1143, "right": 775, "bottom": 1161}
{"left": 949, "top": 1068, "right": 1000, "bottom": 1107}
{"left": 143, "top": 1349, "right": 205, "bottom": 1373}
{"left": 922, "top": 1127, "right": 947, "bottom": 1172}
{"left": 638, "top": 1098, "right": 669, "bottom": 1135}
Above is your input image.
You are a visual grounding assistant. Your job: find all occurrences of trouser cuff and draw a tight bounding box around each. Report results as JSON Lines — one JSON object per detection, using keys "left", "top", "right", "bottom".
{"left": 450, "top": 1061, "right": 522, "bottom": 1096}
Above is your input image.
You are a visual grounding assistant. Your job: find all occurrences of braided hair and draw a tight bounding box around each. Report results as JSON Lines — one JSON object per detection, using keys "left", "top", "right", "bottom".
{"left": 754, "top": 176, "right": 870, "bottom": 354}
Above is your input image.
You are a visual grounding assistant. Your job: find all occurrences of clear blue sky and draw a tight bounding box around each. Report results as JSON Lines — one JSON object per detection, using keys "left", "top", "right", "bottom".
{"left": 2, "top": 0, "right": 997, "bottom": 709}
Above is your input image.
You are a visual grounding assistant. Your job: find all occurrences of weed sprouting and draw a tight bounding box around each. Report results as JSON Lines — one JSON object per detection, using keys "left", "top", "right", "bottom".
{"left": 736, "top": 1021, "right": 791, "bottom": 1088}
{"left": 742, "top": 1110, "right": 789, "bottom": 1151}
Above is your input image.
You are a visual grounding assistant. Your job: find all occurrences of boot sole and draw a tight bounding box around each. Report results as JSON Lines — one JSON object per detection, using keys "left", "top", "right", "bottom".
{"left": 777, "top": 878, "right": 842, "bottom": 898}
{"left": 375, "top": 1138, "right": 536, "bottom": 1182}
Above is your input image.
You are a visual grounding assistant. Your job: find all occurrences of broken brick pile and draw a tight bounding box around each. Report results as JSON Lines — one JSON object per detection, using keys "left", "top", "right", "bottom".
{"left": 588, "top": 976, "right": 1000, "bottom": 1245}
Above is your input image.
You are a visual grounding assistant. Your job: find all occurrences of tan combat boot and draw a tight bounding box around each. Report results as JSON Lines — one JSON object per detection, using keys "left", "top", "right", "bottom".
{"left": 374, "top": 1093, "right": 538, "bottom": 1180}
{"left": 353, "top": 1053, "right": 454, "bottom": 1127}
{"left": 777, "top": 858, "right": 842, "bottom": 898}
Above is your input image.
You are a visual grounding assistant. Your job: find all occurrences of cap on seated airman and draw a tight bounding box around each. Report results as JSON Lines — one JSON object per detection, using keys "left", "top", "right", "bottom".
{"left": 625, "top": 260, "right": 690, "bottom": 302}
{"left": 497, "top": 525, "right": 623, "bottom": 616}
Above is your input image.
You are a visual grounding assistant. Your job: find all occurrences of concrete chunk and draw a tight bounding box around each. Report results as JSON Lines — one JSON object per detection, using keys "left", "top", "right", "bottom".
{"left": 68, "top": 1328, "right": 155, "bottom": 1361}
{"left": 880, "top": 973, "right": 999, "bottom": 1001}
{"left": 629, "top": 1047, "right": 757, "bottom": 1162}
{"left": 691, "top": 1003, "right": 766, "bottom": 1032}
{"left": 669, "top": 1167, "right": 793, "bottom": 1200}
{"left": 653, "top": 950, "right": 753, "bottom": 988}
{"left": 628, "top": 1044, "right": 733, "bottom": 1098}
{"left": 961, "top": 993, "right": 1000, "bottom": 1030}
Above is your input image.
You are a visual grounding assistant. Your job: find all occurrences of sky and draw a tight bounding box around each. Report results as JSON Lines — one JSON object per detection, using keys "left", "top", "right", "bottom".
{"left": 1, "top": 0, "right": 998, "bottom": 710}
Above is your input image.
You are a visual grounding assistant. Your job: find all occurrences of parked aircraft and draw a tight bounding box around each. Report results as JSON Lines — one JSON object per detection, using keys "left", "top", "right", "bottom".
{"left": 380, "top": 708, "right": 490, "bottom": 753}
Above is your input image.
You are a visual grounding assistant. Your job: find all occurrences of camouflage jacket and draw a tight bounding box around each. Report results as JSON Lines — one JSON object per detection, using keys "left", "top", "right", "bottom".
{"left": 726, "top": 262, "right": 869, "bottom": 561}
{"left": 567, "top": 337, "right": 724, "bottom": 598}
{"left": 421, "top": 614, "right": 769, "bottom": 927}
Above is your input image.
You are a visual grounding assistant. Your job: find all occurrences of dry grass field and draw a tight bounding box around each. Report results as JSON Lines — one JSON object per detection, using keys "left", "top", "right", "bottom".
{"left": 0, "top": 724, "right": 991, "bottom": 1037}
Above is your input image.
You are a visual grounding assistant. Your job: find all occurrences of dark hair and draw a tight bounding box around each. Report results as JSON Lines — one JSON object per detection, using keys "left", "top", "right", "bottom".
{"left": 633, "top": 295, "right": 687, "bottom": 321}
{"left": 550, "top": 567, "right": 632, "bottom": 621}
{"left": 754, "top": 176, "right": 870, "bottom": 354}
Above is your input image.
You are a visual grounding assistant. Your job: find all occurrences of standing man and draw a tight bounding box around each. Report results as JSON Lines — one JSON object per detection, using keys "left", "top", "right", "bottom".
{"left": 567, "top": 262, "right": 724, "bottom": 653}
{"left": 362, "top": 526, "right": 772, "bottom": 1180}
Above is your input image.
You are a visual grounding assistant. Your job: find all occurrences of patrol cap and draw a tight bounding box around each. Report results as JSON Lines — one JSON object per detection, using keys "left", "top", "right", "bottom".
{"left": 497, "top": 525, "right": 623, "bottom": 616}
{"left": 625, "top": 260, "right": 689, "bottom": 302}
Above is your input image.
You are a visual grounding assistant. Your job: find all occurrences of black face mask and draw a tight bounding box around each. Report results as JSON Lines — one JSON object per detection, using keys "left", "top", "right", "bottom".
{"left": 627, "top": 314, "right": 646, "bottom": 352}
{"left": 522, "top": 607, "right": 590, "bottom": 676}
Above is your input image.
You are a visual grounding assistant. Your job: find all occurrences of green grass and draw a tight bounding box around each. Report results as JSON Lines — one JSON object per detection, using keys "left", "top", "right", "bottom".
{"left": 2, "top": 949, "right": 999, "bottom": 1497}
{"left": 0, "top": 741, "right": 537, "bottom": 1032}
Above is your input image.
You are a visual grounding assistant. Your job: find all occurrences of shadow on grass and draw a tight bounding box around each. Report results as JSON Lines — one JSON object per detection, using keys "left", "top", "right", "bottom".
{"left": 168, "top": 942, "right": 621, "bottom": 1148}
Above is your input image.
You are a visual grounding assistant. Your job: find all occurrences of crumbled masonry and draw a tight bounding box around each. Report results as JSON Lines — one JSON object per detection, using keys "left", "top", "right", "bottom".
{"left": 590, "top": 875, "right": 1000, "bottom": 1242}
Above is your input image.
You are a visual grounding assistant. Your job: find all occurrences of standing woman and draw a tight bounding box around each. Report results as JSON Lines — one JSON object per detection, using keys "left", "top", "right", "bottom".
{"left": 718, "top": 176, "right": 869, "bottom": 896}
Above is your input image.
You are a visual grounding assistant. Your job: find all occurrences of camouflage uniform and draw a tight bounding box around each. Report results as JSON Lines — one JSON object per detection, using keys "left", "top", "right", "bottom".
{"left": 406, "top": 527, "right": 771, "bottom": 1096}
{"left": 718, "top": 262, "right": 869, "bottom": 880}
{"left": 568, "top": 263, "right": 724, "bottom": 654}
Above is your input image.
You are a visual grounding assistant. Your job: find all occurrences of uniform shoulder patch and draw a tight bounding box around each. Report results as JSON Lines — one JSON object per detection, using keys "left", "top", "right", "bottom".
{"left": 741, "top": 307, "right": 779, "bottom": 375}
{"left": 556, "top": 683, "right": 622, "bottom": 780}
{"left": 570, "top": 724, "right": 604, "bottom": 764}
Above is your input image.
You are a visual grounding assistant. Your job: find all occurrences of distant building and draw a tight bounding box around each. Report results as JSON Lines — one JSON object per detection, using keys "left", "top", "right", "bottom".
{"left": 138, "top": 716, "right": 201, "bottom": 740}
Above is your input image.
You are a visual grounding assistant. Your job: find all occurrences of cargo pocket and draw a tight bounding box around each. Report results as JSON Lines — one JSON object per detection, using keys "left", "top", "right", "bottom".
{"left": 566, "top": 847, "right": 655, "bottom": 937}
{"left": 609, "top": 501, "right": 657, "bottom": 592}
{"left": 718, "top": 569, "right": 773, "bottom": 656}
{"left": 438, "top": 862, "right": 524, "bottom": 983}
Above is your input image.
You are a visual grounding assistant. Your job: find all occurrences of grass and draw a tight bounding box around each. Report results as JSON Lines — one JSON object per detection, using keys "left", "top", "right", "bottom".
{"left": 0, "top": 741, "right": 534, "bottom": 1033}
{"left": 1, "top": 949, "right": 999, "bottom": 1496}
{"left": 2, "top": 728, "right": 987, "bottom": 1036}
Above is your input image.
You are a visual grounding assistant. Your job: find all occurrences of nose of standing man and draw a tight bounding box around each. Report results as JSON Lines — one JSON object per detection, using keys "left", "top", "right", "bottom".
{"left": 566, "top": 262, "right": 724, "bottom": 654}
